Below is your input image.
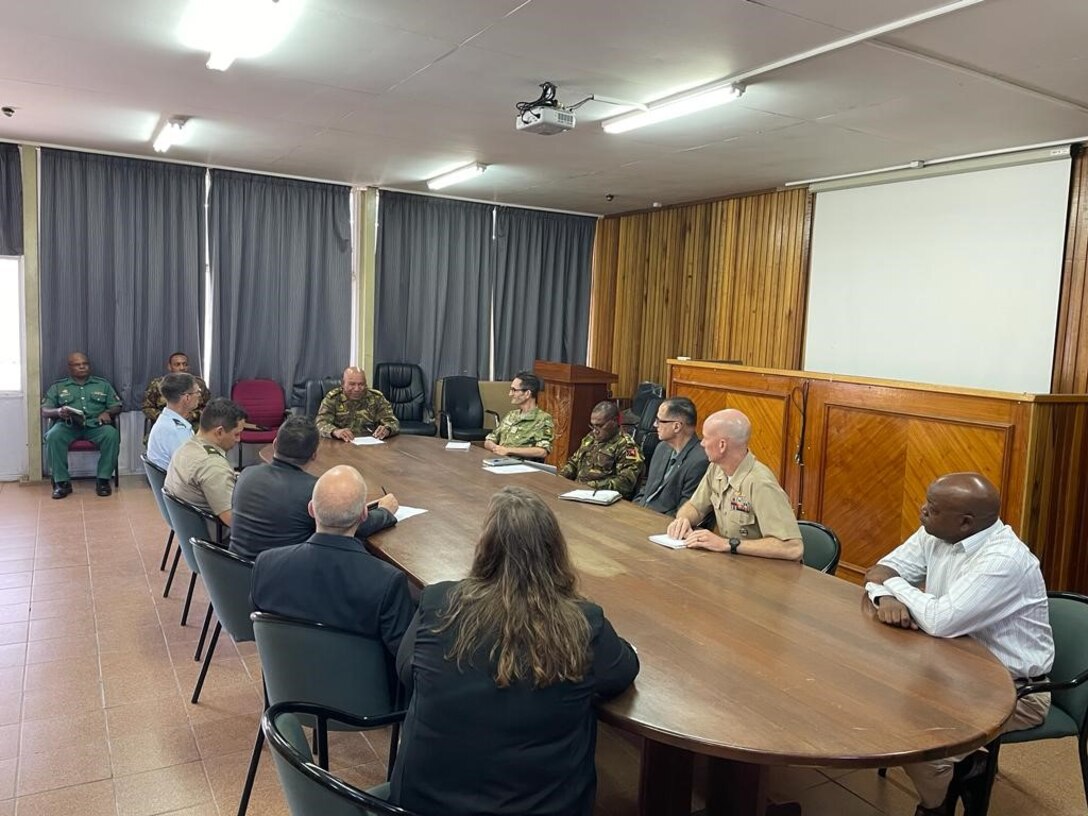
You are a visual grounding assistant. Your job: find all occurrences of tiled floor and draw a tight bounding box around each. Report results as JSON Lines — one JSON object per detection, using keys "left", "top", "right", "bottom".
{"left": 0, "top": 476, "right": 1083, "bottom": 816}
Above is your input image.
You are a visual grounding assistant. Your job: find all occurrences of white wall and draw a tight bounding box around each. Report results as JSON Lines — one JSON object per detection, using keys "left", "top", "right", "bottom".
{"left": 0, "top": 395, "right": 28, "bottom": 481}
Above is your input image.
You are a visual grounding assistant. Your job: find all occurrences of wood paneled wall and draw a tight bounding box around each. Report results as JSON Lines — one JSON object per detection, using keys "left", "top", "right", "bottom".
{"left": 1053, "top": 148, "right": 1088, "bottom": 392}
{"left": 588, "top": 189, "right": 811, "bottom": 397}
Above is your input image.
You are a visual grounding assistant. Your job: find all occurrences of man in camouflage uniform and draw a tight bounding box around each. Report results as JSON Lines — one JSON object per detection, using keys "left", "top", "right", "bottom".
{"left": 560, "top": 401, "right": 644, "bottom": 498}
{"left": 484, "top": 371, "right": 554, "bottom": 460}
{"left": 42, "top": 352, "right": 123, "bottom": 499}
{"left": 142, "top": 352, "right": 210, "bottom": 429}
{"left": 316, "top": 367, "right": 400, "bottom": 441}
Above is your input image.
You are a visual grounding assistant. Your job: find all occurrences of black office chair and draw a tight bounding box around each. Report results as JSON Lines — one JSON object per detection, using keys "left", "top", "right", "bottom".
{"left": 374, "top": 363, "right": 437, "bottom": 436}
{"left": 289, "top": 377, "right": 341, "bottom": 419}
{"left": 632, "top": 396, "right": 664, "bottom": 462}
{"left": 798, "top": 521, "right": 842, "bottom": 575}
{"left": 619, "top": 381, "right": 664, "bottom": 428}
{"left": 438, "top": 376, "right": 499, "bottom": 442}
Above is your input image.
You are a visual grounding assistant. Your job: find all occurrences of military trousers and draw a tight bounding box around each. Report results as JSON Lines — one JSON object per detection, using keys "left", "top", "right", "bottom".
{"left": 45, "top": 421, "right": 120, "bottom": 482}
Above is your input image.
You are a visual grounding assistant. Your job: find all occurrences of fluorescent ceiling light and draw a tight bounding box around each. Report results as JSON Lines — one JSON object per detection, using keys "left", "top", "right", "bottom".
{"left": 152, "top": 118, "right": 187, "bottom": 153}
{"left": 427, "top": 163, "right": 487, "bottom": 191}
{"left": 178, "top": 0, "right": 304, "bottom": 71}
{"left": 602, "top": 83, "right": 745, "bottom": 134}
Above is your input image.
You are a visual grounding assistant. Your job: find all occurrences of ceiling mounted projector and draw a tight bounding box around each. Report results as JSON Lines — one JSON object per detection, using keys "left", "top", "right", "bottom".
{"left": 516, "top": 106, "right": 576, "bottom": 135}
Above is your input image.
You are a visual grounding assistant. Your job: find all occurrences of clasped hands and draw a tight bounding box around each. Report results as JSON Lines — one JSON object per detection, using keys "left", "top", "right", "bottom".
{"left": 664, "top": 517, "right": 728, "bottom": 551}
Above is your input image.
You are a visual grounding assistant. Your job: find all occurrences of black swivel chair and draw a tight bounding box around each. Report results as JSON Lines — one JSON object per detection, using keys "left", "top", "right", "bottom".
{"left": 619, "top": 381, "right": 665, "bottom": 428}
{"left": 438, "top": 376, "right": 499, "bottom": 442}
{"left": 374, "top": 363, "right": 437, "bottom": 436}
{"left": 632, "top": 396, "right": 664, "bottom": 463}
{"left": 289, "top": 377, "right": 342, "bottom": 419}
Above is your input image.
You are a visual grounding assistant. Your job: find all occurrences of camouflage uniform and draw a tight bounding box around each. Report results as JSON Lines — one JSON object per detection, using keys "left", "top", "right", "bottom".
{"left": 485, "top": 407, "right": 554, "bottom": 453}
{"left": 559, "top": 431, "right": 644, "bottom": 498}
{"left": 164, "top": 435, "right": 237, "bottom": 519}
{"left": 142, "top": 375, "right": 210, "bottom": 426}
{"left": 316, "top": 387, "right": 400, "bottom": 438}
{"left": 42, "top": 375, "right": 122, "bottom": 483}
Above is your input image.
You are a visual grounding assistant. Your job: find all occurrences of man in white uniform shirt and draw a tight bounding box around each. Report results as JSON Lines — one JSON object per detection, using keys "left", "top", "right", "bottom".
{"left": 864, "top": 472, "right": 1054, "bottom": 816}
{"left": 146, "top": 373, "right": 200, "bottom": 469}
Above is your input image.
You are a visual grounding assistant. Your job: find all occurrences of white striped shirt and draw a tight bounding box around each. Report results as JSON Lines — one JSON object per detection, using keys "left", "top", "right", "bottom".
{"left": 866, "top": 520, "right": 1054, "bottom": 679}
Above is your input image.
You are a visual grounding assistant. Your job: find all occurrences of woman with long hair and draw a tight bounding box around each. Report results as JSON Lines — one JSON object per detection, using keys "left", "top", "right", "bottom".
{"left": 390, "top": 485, "right": 639, "bottom": 816}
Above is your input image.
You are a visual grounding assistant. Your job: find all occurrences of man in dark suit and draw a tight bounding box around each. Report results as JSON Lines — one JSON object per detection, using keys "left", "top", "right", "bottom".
{"left": 633, "top": 397, "right": 709, "bottom": 516}
{"left": 250, "top": 464, "right": 416, "bottom": 657}
{"left": 229, "top": 416, "right": 398, "bottom": 560}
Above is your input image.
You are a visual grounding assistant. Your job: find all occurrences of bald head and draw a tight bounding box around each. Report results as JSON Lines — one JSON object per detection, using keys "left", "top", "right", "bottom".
{"left": 705, "top": 409, "right": 751, "bottom": 444}
{"left": 921, "top": 472, "right": 1000, "bottom": 543}
{"left": 310, "top": 465, "right": 368, "bottom": 534}
{"left": 67, "top": 352, "right": 90, "bottom": 381}
{"left": 342, "top": 367, "right": 367, "bottom": 400}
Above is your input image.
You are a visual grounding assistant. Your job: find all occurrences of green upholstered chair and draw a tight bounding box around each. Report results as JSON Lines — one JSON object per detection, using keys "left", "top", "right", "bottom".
{"left": 798, "top": 520, "right": 841, "bottom": 575}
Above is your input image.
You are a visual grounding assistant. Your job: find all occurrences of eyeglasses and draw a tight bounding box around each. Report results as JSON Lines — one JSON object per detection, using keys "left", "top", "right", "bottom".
{"left": 508, "top": 387, "right": 529, "bottom": 393}
{"left": 653, "top": 417, "right": 680, "bottom": 427}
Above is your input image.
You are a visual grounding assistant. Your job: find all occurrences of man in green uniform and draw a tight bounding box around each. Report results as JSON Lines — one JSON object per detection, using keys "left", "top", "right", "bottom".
{"left": 164, "top": 398, "right": 247, "bottom": 529}
{"left": 559, "top": 401, "right": 644, "bottom": 498}
{"left": 42, "top": 352, "right": 122, "bottom": 499}
{"left": 142, "top": 352, "right": 210, "bottom": 429}
{"left": 316, "top": 367, "right": 400, "bottom": 441}
{"left": 484, "top": 371, "right": 554, "bottom": 460}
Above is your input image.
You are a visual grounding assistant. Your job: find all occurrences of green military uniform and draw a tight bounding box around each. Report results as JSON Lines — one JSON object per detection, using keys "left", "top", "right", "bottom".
{"left": 43, "top": 376, "right": 122, "bottom": 483}
{"left": 142, "top": 375, "right": 210, "bottom": 426}
{"left": 315, "top": 387, "right": 400, "bottom": 438}
{"left": 559, "top": 431, "right": 644, "bottom": 498}
{"left": 164, "top": 435, "right": 237, "bottom": 518}
{"left": 688, "top": 451, "right": 801, "bottom": 542}
{"left": 485, "top": 407, "right": 554, "bottom": 453}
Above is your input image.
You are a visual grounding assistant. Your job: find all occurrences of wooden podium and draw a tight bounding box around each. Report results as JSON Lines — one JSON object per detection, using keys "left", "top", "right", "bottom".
{"left": 534, "top": 361, "right": 618, "bottom": 467}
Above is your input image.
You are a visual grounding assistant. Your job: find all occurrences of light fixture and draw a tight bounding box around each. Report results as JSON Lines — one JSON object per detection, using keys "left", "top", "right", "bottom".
{"left": 178, "top": 0, "right": 304, "bottom": 72}
{"left": 426, "top": 163, "right": 487, "bottom": 191}
{"left": 602, "top": 83, "right": 745, "bottom": 134}
{"left": 153, "top": 117, "right": 188, "bottom": 153}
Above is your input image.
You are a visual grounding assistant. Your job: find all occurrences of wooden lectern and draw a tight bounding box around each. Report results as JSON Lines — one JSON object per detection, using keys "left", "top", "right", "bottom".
{"left": 534, "top": 361, "right": 619, "bottom": 467}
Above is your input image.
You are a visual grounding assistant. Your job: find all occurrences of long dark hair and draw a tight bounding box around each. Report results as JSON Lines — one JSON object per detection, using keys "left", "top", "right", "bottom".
{"left": 439, "top": 486, "right": 590, "bottom": 687}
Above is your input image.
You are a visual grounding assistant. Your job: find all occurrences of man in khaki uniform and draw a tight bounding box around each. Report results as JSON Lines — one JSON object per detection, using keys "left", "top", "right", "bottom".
{"left": 142, "top": 352, "right": 210, "bottom": 428}
{"left": 560, "top": 401, "right": 644, "bottom": 498}
{"left": 317, "top": 367, "right": 399, "bottom": 441}
{"left": 666, "top": 408, "right": 802, "bottom": 561}
{"left": 165, "top": 398, "right": 247, "bottom": 528}
{"left": 484, "top": 371, "right": 553, "bottom": 459}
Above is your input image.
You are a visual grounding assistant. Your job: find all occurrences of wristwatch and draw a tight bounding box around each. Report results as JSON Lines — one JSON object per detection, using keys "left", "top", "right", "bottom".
{"left": 728, "top": 537, "right": 741, "bottom": 554}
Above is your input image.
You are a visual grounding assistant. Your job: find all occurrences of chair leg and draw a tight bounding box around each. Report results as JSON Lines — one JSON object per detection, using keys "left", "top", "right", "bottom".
{"left": 159, "top": 529, "right": 175, "bottom": 572}
{"left": 317, "top": 715, "right": 329, "bottom": 770}
{"left": 387, "top": 721, "right": 400, "bottom": 780}
{"left": 194, "top": 604, "right": 214, "bottom": 662}
{"left": 237, "top": 724, "right": 264, "bottom": 816}
{"left": 180, "top": 573, "right": 197, "bottom": 626}
{"left": 163, "top": 546, "right": 181, "bottom": 597}
{"left": 877, "top": 767, "right": 887, "bottom": 778}
{"left": 1079, "top": 730, "right": 1088, "bottom": 810}
{"left": 191, "top": 622, "right": 222, "bottom": 704}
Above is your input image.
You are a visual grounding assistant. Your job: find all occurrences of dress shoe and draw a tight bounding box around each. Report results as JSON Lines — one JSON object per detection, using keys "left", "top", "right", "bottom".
{"left": 914, "top": 804, "right": 950, "bottom": 816}
{"left": 95, "top": 479, "right": 112, "bottom": 497}
{"left": 51, "top": 481, "right": 72, "bottom": 499}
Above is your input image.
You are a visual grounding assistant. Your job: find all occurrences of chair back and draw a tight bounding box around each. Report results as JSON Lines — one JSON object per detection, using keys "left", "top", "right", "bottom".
{"left": 141, "top": 454, "right": 171, "bottom": 526}
{"left": 440, "top": 376, "right": 484, "bottom": 433}
{"left": 191, "top": 539, "right": 255, "bottom": 643}
{"left": 290, "top": 377, "right": 341, "bottom": 419}
{"left": 232, "top": 378, "right": 286, "bottom": 428}
{"left": 798, "top": 521, "right": 842, "bottom": 574}
{"left": 634, "top": 397, "right": 664, "bottom": 461}
{"left": 375, "top": 363, "right": 427, "bottom": 424}
{"left": 251, "top": 612, "right": 395, "bottom": 724}
{"left": 264, "top": 703, "right": 417, "bottom": 816}
{"left": 162, "top": 490, "right": 219, "bottom": 573}
{"left": 1046, "top": 592, "right": 1088, "bottom": 726}
{"left": 630, "top": 381, "right": 665, "bottom": 419}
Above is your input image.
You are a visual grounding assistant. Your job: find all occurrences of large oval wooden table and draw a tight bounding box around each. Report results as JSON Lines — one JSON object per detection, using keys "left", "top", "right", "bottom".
{"left": 288, "top": 436, "right": 1015, "bottom": 815}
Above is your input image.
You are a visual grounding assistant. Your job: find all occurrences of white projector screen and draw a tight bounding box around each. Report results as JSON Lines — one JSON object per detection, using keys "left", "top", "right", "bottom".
{"left": 804, "top": 159, "right": 1071, "bottom": 393}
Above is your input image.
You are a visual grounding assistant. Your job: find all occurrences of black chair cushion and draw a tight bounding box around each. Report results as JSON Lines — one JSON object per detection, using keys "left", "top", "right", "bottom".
{"left": 375, "top": 363, "right": 429, "bottom": 425}
{"left": 399, "top": 420, "right": 438, "bottom": 437}
{"left": 440, "top": 376, "right": 487, "bottom": 438}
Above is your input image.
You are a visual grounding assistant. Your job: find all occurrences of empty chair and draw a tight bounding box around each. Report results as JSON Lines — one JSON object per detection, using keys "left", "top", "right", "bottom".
{"left": 162, "top": 490, "right": 223, "bottom": 662}
{"left": 289, "top": 377, "right": 341, "bottom": 419}
{"left": 798, "top": 521, "right": 842, "bottom": 575}
{"left": 231, "top": 378, "right": 286, "bottom": 467}
{"left": 619, "top": 381, "right": 664, "bottom": 428}
{"left": 373, "top": 363, "right": 436, "bottom": 436}
{"left": 632, "top": 396, "right": 664, "bottom": 463}
{"left": 189, "top": 539, "right": 255, "bottom": 704}
{"left": 438, "top": 375, "right": 499, "bottom": 441}
{"left": 141, "top": 454, "right": 175, "bottom": 572}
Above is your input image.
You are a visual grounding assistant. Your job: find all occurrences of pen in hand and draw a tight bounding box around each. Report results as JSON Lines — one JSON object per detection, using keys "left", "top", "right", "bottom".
{"left": 366, "top": 486, "right": 391, "bottom": 511}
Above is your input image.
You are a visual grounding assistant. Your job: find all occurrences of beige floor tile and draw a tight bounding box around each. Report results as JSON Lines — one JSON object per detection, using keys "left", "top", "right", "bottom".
{"left": 20, "top": 708, "right": 108, "bottom": 754}
{"left": 0, "top": 723, "right": 17, "bottom": 761}
{"left": 21, "top": 679, "right": 104, "bottom": 721}
{"left": 16, "top": 737, "right": 112, "bottom": 796}
{"left": 191, "top": 714, "right": 262, "bottom": 760}
{"left": 114, "top": 760, "right": 213, "bottom": 816}
{"left": 0, "top": 623, "right": 28, "bottom": 646}
{"left": 0, "top": 645, "right": 24, "bottom": 670}
{"left": 25, "top": 634, "right": 98, "bottom": 664}
{"left": 106, "top": 693, "right": 193, "bottom": 739}
{"left": 110, "top": 724, "right": 202, "bottom": 777}
{"left": 13, "top": 778, "right": 116, "bottom": 816}
{"left": 0, "top": 605, "right": 29, "bottom": 625}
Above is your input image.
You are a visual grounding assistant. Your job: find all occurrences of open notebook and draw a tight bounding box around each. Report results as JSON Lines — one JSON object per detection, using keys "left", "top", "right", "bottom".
{"left": 559, "top": 489, "right": 621, "bottom": 506}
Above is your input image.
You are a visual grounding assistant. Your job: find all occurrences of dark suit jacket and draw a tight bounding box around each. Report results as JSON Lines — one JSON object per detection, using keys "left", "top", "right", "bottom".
{"left": 229, "top": 457, "right": 395, "bottom": 560}
{"left": 632, "top": 435, "right": 709, "bottom": 516}
{"left": 250, "top": 532, "right": 416, "bottom": 657}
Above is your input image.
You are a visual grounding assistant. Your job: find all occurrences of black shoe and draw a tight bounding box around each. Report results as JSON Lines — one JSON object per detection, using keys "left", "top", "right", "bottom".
{"left": 914, "top": 805, "right": 950, "bottom": 816}
{"left": 95, "top": 479, "right": 112, "bottom": 497}
{"left": 51, "top": 481, "right": 72, "bottom": 499}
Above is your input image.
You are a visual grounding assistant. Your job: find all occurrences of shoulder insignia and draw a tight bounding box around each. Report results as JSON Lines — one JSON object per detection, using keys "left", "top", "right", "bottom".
{"left": 202, "top": 444, "right": 222, "bottom": 457}
{"left": 172, "top": 418, "right": 188, "bottom": 428}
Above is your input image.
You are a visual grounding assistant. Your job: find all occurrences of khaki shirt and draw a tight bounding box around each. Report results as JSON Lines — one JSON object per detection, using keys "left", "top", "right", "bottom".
{"left": 164, "top": 436, "right": 237, "bottom": 517}
{"left": 559, "top": 431, "right": 644, "bottom": 498}
{"left": 142, "top": 375, "right": 210, "bottom": 425}
{"left": 689, "top": 451, "right": 801, "bottom": 542}
{"left": 42, "top": 376, "right": 121, "bottom": 427}
{"left": 485, "top": 407, "right": 554, "bottom": 453}
{"left": 315, "top": 387, "right": 400, "bottom": 437}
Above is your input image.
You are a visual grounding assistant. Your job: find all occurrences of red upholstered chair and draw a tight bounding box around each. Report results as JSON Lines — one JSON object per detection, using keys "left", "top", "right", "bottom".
{"left": 231, "top": 379, "right": 286, "bottom": 468}
{"left": 69, "top": 438, "right": 120, "bottom": 486}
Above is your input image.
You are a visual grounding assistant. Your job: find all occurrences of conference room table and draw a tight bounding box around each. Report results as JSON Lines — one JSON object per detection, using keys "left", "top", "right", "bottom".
{"left": 287, "top": 436, "right": 1016, "bottom": 816}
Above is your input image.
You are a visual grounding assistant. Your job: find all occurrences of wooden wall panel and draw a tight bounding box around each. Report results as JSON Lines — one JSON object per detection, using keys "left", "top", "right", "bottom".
{"left": 1053, "top": 149, "right": 1088, "bottom": 392}
{"left": 588, "top": 189, "right": 811, "bottom": 398}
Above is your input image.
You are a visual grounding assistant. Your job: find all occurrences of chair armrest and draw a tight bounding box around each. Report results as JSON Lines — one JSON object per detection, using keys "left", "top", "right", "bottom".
{"left": 1017, "top": 667, "right": 1088, "bottom": 698}
{"left": 422, "top": 404, "right": 435, "bottom": 423}
{"left": 439, "top": 410, "right": 453, "bottom": 438}
{"left": 485, "top": 409, "right": 501, "bottom": 428}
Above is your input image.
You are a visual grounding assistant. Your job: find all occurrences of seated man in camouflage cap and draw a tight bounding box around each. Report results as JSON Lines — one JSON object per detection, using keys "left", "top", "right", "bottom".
{"left": 484, "top": 371, "right": 553, "bottom": 460}
{"left": 316, "top": 367, "right": 400, "bottom": 441}
{"left": 560, "top": 401, "right": 644, "bottom": 499}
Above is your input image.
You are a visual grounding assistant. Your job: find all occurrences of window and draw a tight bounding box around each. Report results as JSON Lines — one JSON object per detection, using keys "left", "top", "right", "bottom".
{"left": 0, "top": 258, "right": 22, "bottom": 392}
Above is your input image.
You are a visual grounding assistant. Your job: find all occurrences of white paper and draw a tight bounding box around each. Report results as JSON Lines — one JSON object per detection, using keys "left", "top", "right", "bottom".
{"left": 394, "top": 506, "right": 428, "bottom": 522}
{"left": 352, "top": 436, "right": 385, "bottom": 446}
{"left": 445, "top": 441, "right": 471, "bottom": 450}
{"left": 648, "top": 534, "right": 688, "bottom": 550}
{"left": 561, "top": 489, "right": 620, "bottom": 502}
{"left": 483, "top": 464, "right": 538, "bottom": 474}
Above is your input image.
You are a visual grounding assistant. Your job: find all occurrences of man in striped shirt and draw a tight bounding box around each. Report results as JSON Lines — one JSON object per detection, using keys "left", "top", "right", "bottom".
{"left": 864, "top": 472, "right": 1054, "bottom": 816}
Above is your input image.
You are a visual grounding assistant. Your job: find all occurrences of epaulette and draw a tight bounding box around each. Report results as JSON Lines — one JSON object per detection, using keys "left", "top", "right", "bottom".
{"left": 202, "top": 444, "right": 223, "bottom": 457}
{"left": 172, "top": 418, "right": 188, "bottom": 428}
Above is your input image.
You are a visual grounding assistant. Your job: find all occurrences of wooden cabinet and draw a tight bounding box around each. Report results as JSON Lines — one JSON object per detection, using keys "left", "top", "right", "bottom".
{"left": 668, "top": 360, "right": 1088, "bottom": 591}
{"left": 535, "top": 361, "right": 618, "bottom": 467}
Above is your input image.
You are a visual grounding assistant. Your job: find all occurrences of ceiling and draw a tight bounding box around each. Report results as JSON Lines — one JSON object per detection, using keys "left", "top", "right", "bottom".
{"left": 1, "top": 0, "right": 1087, "bottom": 215}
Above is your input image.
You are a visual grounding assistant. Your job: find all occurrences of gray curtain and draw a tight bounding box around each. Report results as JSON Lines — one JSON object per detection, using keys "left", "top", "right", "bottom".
{"left": 492, "top": 205, "right": 596, "bottom": 378}
{"left": 0, "top": 143, "right": 22, "bottom": 255}
{"left": 39, "top": 149, "right": 205, "bottom": 408}
{"left": 375, "top": 191, "right": 494, "bottom": 385}
{"left": 209, "top": 170, "right": 352, "bottom": 395}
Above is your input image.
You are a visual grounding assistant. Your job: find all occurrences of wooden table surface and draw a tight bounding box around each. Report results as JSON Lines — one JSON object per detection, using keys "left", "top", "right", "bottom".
{"left": 296, "top": 436, "right": 1015, "bottom": 811}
